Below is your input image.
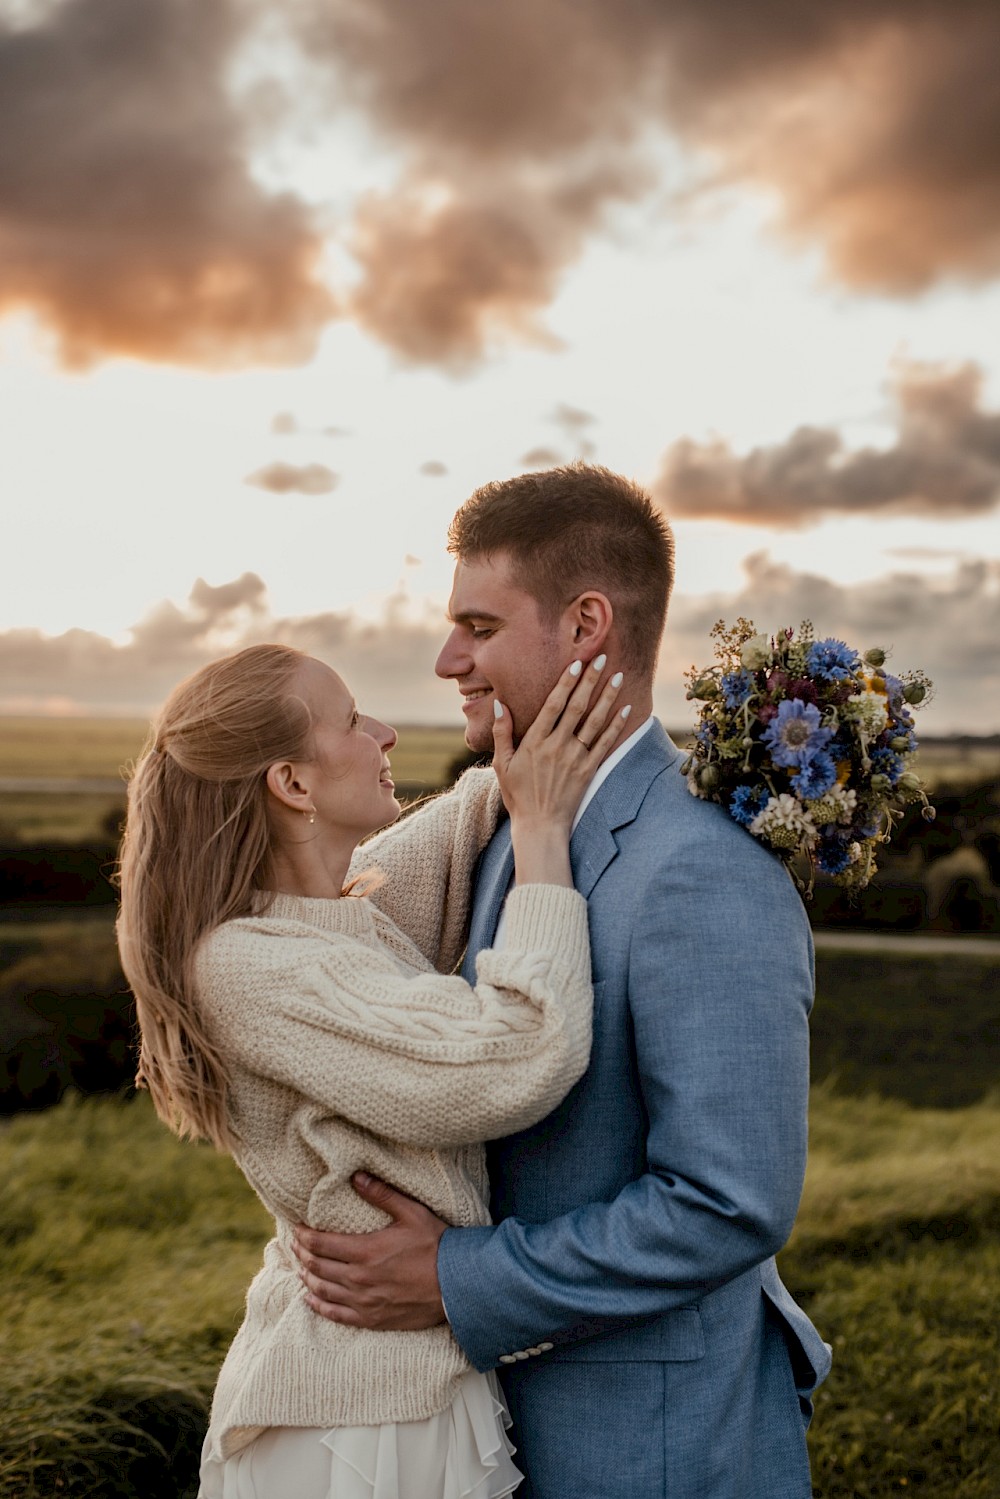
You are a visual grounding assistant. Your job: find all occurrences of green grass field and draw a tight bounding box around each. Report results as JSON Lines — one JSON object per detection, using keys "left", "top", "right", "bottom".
{"left": 0, "top": 716, "right": 469, "bottom": 786}
{"left": 0, "top": 1088, "right": 996, "bottom": 1496}
{"left": 0, "top": 721, "right": 470, "bottom": 843}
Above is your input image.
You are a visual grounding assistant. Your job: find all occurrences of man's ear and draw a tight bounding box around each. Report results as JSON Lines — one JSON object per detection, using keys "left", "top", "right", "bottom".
{"left": 564, "top": 591, "right": 613, "bottom": 658}
{"left": 266, "top": 760, "right": 313, "bottom": 814}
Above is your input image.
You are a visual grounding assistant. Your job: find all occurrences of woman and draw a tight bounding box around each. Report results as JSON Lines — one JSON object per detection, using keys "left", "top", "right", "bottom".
{"left": 116, "top": 642, "right": 626, "bottom": 1499}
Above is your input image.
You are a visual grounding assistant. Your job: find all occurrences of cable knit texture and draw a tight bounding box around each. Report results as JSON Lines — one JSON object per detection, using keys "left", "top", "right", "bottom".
{"left": 195, "top": 770, "right": 592, "bottom": 1460}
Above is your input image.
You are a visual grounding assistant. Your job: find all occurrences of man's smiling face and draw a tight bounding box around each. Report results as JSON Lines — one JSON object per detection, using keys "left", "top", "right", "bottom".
{"left": 435, "top": 552, "right": 566, "bottom": 752}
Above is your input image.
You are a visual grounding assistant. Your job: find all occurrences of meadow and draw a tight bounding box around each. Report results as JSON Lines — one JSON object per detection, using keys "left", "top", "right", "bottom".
{"left": 1, "top": 718, "right": 998, "bottom": 1494}
{"left": 0, "top": 1088, "right": 997, "bottom": 1497}
{"left": 0, "top": 719, "right": 471, "bottom": 843}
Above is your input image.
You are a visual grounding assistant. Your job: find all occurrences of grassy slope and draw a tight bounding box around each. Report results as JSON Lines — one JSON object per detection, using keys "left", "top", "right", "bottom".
{"left": 0, "top": 1090, "right": 998, "bottom": 1497}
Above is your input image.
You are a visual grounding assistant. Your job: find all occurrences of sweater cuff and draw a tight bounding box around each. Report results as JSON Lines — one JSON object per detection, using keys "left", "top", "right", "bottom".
{"left": 500, "top": 884, "right": 590, "bottom": 983}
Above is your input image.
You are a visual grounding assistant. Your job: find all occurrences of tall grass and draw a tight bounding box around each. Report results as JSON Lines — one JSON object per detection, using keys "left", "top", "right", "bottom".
{"left": 0, "top": 1088, "right": 998, "bottom": 1495}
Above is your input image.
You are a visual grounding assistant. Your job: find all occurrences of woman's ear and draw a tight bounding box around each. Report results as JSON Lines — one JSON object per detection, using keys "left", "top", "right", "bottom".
{"left": 265, "top": 761, "right": 313, "bottom": 814}
{"left": 564, "top": 591, "right": 613, "bottom": 658}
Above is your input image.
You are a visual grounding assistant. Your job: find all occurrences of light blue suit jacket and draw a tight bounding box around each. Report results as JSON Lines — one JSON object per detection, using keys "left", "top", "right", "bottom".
{"left": 438, "top": 722, "right": 831, "bottom": 1498}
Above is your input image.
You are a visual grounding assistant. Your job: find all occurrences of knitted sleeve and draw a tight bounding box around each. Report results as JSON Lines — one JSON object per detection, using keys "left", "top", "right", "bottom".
{"left": 348, "top": 768, "right": 502, "bottom": 973}
{"left": 197, "top": 885, "right": 592, "bottom": 1148}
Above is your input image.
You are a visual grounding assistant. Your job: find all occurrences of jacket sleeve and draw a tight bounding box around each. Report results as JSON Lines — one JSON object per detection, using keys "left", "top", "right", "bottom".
{"left": 348, "top": 768, "right": 502, "bottom": 972}
{"left": 437, "top": 844, "right": 814, "bottom": 1368}
{"left": 198, "top": 884, "right": 592, "bottom": 1148}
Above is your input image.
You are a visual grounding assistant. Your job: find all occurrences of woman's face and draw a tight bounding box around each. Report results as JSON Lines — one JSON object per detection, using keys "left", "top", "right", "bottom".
{"left": 297, "top": 658, "right": 400, "bottom": 839}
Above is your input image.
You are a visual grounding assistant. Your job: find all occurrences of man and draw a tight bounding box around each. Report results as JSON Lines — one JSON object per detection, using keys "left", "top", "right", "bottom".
{"left": 293, "top": 464, "right": 831, "bottom": 1497}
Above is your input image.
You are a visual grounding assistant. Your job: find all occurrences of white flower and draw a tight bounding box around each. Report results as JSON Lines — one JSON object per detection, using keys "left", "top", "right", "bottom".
{"left": 687, "top": 772, "right": 706, "bottom": 798}
{"left": 740, "top": 633, "right": 773, "bottom": 671}
{"left": 841, "top": 691, "right": 888, "bottom": 735}
{"left": 807, "top": 785, "right": 857, "bottom": 827}
{"left": 749, "top": 792, "right": 818, "bottom": 851}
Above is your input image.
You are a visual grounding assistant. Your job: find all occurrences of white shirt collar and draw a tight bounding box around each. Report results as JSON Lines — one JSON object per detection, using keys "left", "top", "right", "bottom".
{"left": 571, "top": 713, "right": 657, "bottom": 832}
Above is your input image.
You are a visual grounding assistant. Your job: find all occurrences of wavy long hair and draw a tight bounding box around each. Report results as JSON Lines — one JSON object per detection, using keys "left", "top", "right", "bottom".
{"left": 117, "top": 643, "right": 314, "bottom": 1150}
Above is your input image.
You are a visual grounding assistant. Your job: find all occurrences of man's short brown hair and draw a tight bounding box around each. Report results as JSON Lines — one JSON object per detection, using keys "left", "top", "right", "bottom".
{"left": 448, "top": 464, "right": 675, "bottom": 676}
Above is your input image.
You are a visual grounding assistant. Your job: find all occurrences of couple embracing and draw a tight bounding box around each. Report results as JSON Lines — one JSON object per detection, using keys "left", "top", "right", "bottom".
{"left": 118, "top": 464, "right": 831, "bottom": 1499}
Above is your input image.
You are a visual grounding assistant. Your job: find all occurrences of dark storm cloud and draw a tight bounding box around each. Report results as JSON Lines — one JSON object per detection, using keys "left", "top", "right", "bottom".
{"left": 0, "top": 0, "right": 332, "bottom": 368}
{"left": 245, "top": 462, "right": 339, "bottom": 495}
{"left": 655, "top": 363, "right": 1000, "bottom": 528}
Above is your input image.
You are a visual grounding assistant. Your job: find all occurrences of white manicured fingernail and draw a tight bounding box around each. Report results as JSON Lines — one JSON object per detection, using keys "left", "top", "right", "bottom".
{"left": 494, "top": 701, "right": 504, "bottom": 719}
{"left": 568, "top": 660, "right": 583, "bottom": 676}
{"left": 621, "top": 704, "right": 632, "bottom": 720}
{"left": 592, "top": 654, "right": 607, "bottom": 673}
{"left": 611, "top": 671, "right": 623, "bottom": 688}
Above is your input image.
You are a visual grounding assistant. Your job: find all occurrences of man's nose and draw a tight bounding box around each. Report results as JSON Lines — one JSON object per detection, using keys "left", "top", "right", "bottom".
{"left": 435, "top": 627, "right": 469, "bottom": 680}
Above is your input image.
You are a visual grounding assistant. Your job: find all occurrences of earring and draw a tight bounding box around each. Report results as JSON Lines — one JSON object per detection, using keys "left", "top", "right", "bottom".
{"left": 304, "top": 808, "right": 316, "bottom": 825}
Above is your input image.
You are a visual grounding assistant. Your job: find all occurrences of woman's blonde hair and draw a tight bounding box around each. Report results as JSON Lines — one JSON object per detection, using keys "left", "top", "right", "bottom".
{"left": 117, "top": 643, "right": 314, "bottom": 1150}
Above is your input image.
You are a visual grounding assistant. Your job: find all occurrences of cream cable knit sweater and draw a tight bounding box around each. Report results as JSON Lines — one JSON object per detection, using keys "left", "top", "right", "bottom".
{"left": 196, "top": 770, "right": 593, "bottom": 1460}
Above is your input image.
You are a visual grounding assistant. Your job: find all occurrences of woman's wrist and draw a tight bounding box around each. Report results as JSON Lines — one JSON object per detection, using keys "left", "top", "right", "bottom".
{"left": 510, "top": 822, "right": 573, "bottom": 888}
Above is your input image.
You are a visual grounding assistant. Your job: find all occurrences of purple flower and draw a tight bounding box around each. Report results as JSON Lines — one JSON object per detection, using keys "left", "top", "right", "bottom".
{"left": 762, "top": 699, "right": 834, "bottom": 769}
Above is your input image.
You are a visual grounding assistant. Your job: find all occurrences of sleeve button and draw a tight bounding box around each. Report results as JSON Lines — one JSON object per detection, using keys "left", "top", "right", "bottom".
{"left": 499, "top": 1354, "right": 517, "bottom": 1364}
{"left": 537, "top": 1342, "right": 554, "bottom": 1352}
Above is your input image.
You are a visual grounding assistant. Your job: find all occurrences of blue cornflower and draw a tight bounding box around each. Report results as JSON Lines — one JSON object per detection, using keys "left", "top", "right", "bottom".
{"left": 816, "top": 833, "right": 853, "bottom": 875}
{"left": 870, "top": 748, "right": 904, "bottom": 786}
{"left": 792, "top": 751, "right": 837, "bottom": 800}
{"left": 729, "top": 784, "right": 769, "bottom": 828}
{"left": 806, "top": 638, "right": 861, "bottom": 681}
{"left": 762, "top": 698, "right": 834, "bottom": 768}
{"left": 721, "top": 669, "right": 754, "bottom": 709}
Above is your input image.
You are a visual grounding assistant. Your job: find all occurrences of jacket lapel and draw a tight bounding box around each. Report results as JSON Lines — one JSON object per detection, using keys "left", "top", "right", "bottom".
{"left": 570, "top": 721, "right": 681, "bottom": 898}
{"left": 461, "top": 814, "right": 514, "bottom": 980}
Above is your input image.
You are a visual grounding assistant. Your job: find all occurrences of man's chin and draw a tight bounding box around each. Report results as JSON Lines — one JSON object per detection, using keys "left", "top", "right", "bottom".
{"left": 464, "top": 726, "right": 494, "bottom": 755}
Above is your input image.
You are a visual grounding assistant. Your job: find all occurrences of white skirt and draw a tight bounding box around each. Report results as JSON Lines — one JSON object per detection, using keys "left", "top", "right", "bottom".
{"left": 198, "top": 1369, "right": 523, "bottom": 1499}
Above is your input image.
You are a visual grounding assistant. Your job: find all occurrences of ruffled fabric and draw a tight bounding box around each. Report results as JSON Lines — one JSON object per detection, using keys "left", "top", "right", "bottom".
{"left": 199, "top": 1369, "right": 522, "bottom": 1499}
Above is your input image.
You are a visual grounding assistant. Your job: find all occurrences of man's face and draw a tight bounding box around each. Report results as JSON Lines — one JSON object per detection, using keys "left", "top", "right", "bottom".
{"left": 435, "top": 553, "right": 567, "bottom": 752}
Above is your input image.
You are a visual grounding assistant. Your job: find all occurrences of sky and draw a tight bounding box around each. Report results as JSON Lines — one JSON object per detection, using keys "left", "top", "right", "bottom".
{"left": 2, "top": 0, "right": 999, "bottom": 731}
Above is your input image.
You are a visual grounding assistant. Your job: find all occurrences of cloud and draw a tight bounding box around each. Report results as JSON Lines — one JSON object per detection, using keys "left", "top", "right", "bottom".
{"left": 654, "top": 361, "right": 1000, "bottom": 527}
{"left": 550, "top": 402, "right": 597, "bottom": 457}
{"left": 0, "top": 0, "right": 333, "bottom": 368}
{"left": 656, "top": 550, "right": 1000, "bottom": 733}
{"left": 419, "top": 460, "right": 448, "bottom": 477}
{"left": 0, "top": 575, "right": 457, "bottom": 722}
{"left": 519, "top": 446, "right": 564, "bottom": 470}
{"left": 6, "top": 1, "right": 1000, "bottom": 370}
{"left": 298, "top": 0, "right": 1000, "bottom": 359}
{"left": 245, "top": 462, "right": 339, "bottom": 495}
{"left": 3, "top": 560, "right": 996, "bottom": 731}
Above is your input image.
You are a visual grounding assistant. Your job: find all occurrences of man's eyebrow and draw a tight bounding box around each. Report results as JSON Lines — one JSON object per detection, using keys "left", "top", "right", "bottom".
{"left": 448, "top": 609, "right": 504, "bottom": 625}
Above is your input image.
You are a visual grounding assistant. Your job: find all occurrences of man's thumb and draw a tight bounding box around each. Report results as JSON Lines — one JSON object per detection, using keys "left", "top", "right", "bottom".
{"left": 352, "top": 1172, "right": 412, "bottom": 1218}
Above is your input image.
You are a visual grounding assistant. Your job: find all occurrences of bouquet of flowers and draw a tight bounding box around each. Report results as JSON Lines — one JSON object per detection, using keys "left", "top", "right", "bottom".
{"left": 683, "top": 618, "right": 935, "bottom": 892}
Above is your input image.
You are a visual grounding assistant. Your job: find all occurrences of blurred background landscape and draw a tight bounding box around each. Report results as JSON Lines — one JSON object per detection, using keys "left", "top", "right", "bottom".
{"left": 3, "top": 0, "right": 1000, "bottom": 1491}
